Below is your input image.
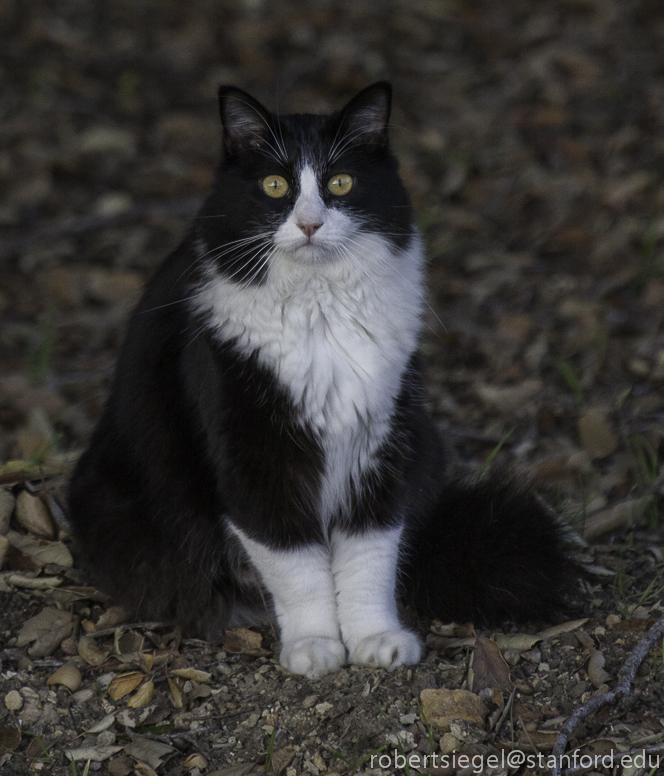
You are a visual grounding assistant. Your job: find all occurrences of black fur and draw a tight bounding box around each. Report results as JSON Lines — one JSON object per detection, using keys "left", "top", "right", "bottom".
{"left": 68, "top": 84, "right": 578, "bottom": 645}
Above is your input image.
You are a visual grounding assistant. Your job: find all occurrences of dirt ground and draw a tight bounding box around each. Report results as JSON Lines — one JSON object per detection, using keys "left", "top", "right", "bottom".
{"left": 1, "top": 1, "right": 664, "bottom": 774}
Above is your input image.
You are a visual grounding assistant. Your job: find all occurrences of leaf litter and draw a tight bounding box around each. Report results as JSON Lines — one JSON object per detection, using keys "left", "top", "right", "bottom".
{"left": 1, "top": 0, "right": 664, "bottom": 773}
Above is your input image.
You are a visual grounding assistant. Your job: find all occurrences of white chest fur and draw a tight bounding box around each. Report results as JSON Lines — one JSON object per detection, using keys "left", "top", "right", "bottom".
{"left": 194, "top": 232, "right": 424, "bottom": 520}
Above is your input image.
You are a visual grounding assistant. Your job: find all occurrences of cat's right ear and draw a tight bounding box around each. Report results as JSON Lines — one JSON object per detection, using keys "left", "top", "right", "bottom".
{"left": 218, "top": 86, "right": 274, "bottom": 155}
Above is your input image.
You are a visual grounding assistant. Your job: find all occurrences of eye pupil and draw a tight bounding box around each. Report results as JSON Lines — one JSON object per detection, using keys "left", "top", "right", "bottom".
{"left": 327, "top": 173, "right": 353, "bottom": 196}
{"left": 262, "top": 175, "right": 289, "bottom": 198}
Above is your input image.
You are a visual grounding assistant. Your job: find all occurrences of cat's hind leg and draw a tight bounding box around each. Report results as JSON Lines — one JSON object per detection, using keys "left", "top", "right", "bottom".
{"left": 331, "top": 525, "right": 421, "bottom": 669}
{"left": 229, "top": 527, "right": 346, "bottom": 679}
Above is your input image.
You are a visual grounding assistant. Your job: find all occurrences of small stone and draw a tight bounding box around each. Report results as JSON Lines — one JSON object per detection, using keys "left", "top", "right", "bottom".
{"left": 440, "top": 732, "right": 460, "bottom": 754}
{"left": 15, "top": 491, "right": 55, "bottom": 539}
{"left": 5, "top": 690, "right": 23, "bottom": 710}
{"left": 420, "top": 689, "right": 488, "bottom": 732}
{"left": 302, "top": 694, "right": 317, "bottom": 708}
{"left": 400, "top": 713, "right": 417, "bottom": 725}
{"left": 606, "top": 614, "right": 621, "bottom": 627}
{"left": 315, "top": 702, "right": 333, "bottom": 715}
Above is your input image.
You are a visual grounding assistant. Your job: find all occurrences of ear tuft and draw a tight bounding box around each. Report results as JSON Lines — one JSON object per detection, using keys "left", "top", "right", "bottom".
{"left": 337, "top": 82, "right": 392, "bottom": 145}
{"left": 218, "top": 86, "right": 273, "bottom": 155}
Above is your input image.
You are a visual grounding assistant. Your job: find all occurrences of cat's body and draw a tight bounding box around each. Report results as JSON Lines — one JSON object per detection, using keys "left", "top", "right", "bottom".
{"left": 69, "top": 83, "right": 575, "bottom": 678}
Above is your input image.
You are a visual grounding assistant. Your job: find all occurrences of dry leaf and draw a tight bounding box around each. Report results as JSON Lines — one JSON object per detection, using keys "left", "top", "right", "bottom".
{"left": 115, "top": 704, "right": 156, "bottom": 729}
{"left": 8, "top": 574, "right": 62, "bottom": 589}
{"left": 493, "top": 634, "right": 542, "bottom": 651}
{"left": 578, "top": 409, "right": 618, "bottom": 458}
{"left": 108, "top": 672, "right": 145, "bottom": 701}
{"left": 469, "top": 636, "right": 513, "bottom": 695}
{"left": 184, "top": 753, "right": 208, "bottom": 770}
{"left": 16, "top": 607, "right": 74, "bottom": 654}
{"left": 222, "top": 627, "right": 269, "bottom": 656}
{"left": 66, "top": 745, "right": 124, "bottom": 762}
{"left": 86, "top": 714, "right": 115, "bottom": 734}
{"left": 6, "top": 530, "right": 73, "bottom": 567}
{"left": 47, "top": 664, "right": 82, "bottom": 692}
{"left": 15, "top": 491, "right": 55, "bottom": 538}
{"left": 475, "top": 379, "right": 541, "bottom": 413}
{"left": 140, "top": 653, "right": 154, "bottom": 672}
{"left": 133, "top": 763, "right": 158, "bottom": 776}
{"left": 95, "top": 606, "right": 130, "bottom": 629}
{"left": 588, "top": 650, "right": 612, "bottom": 687}
{"left": 126, "top": 680, "right": 154, "bottom": 708}
{"left": 116, "top": 630, "right": 144, "bottom": 655}
{"left": 78, "top": 636, "right": 109, "bottom": 666}
{"left": 583, "top": 499, "right": 649, "bottom": 541}
{"left": 270, "top": 745, "right": 296, "bottom": 775}
{"left": 537, "top": 618, "right": 589, "bottom": 640}
{"left": 167, "top": 677, "right": 183, "bottom": 709}
{"left": 123, "top": 737, "right": 174, "bottom": 769}
{"left": 425, "top": 634, "right": 476, "bottom": 653}
{"left": 171, "top": 667, "right": 212, "bottom": 683}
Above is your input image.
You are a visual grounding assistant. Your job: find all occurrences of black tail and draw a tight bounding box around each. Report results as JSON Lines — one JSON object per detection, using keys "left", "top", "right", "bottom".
{"left": 399, "top": 477, "right": 580, "bottom": 625}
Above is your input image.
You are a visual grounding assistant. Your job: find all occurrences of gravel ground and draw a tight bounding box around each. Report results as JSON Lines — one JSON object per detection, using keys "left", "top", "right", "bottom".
{"left": 1, "top": 1, "right": 664, "bottom": 774}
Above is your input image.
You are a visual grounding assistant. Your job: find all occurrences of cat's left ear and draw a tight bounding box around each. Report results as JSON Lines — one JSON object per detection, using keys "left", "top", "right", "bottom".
{"left": 218, "top": 86, "right": 275, "bottom": 155}
{"left": 337, "top": 82, "right": 392, "bottom": 145}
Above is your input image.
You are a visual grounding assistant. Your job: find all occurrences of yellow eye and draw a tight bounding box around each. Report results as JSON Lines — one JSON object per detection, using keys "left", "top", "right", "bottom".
{"left": 327, "top": 173, "right": 353, "bottom": 196}
{"left": 262, "top": 175, "right": 289, "bottom": 198}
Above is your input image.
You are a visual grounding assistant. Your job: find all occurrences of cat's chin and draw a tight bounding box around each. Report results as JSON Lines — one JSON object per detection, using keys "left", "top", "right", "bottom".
{"left": 281, "top": 242, "right": 339, "bottom": 266}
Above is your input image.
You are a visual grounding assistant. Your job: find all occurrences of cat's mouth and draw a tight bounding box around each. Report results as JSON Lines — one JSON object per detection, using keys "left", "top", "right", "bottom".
{"left": 281, "top": 237, "right": 339, "bottom": 265}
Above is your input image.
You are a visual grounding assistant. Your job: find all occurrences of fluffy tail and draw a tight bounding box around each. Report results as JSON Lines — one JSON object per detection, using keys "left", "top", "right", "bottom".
{"left": 399, "top": 477, "right": 580, "bottom": 625}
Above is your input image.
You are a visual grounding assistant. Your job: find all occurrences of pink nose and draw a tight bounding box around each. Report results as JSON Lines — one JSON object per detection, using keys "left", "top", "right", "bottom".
{"left": 297, "top": 222, "right": 322, "bottom": 239}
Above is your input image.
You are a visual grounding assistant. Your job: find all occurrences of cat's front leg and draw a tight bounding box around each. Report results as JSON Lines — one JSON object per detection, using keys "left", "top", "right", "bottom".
{"left": 230, "top": 527, "right": 346, "bottom": 679}
{"left": 331, "top": 525, "right": 421, "bottom": 669}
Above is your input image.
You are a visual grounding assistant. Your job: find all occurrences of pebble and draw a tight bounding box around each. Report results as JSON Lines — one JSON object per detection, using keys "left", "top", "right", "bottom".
{"left": 5, "top": 690, "right": 22, "bottom": 710}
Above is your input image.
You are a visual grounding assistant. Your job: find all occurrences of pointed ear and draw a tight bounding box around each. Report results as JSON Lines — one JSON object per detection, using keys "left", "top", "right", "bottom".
{"left": 218, "top": 86, "right": 274, "bottom": 154}
{"left": 337, "top": 82, "right": 392, "bottom": 145}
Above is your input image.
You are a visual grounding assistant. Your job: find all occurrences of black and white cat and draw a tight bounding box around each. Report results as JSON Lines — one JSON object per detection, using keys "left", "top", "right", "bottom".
{"left": 68, "top": 83, "right": 576, "bottom": 679}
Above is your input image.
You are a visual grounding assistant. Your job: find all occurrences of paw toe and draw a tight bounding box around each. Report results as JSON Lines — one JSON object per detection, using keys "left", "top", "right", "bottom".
{"left": 350, "top": 629, "right": 421, "bottom": 669}
{"left": 280, "top": 637, "right": 346, "bottom": 679}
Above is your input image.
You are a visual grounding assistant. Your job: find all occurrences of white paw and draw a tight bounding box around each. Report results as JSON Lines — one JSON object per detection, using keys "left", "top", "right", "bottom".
{"left": 349, "top": 629, "right": 421, "bottom": 669}
{"left": 280, "top": 637, "right": 347, "bottom": 679}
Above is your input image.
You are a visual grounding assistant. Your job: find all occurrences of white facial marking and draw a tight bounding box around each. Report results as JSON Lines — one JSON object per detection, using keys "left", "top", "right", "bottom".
{"left": 273, "top": 164, "right": 355, "bottom": 261}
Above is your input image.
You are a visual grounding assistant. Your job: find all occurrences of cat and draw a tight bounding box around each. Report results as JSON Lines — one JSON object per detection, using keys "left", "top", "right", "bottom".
{"left": 68, "top": 82, "right": 577, "bottom": 679}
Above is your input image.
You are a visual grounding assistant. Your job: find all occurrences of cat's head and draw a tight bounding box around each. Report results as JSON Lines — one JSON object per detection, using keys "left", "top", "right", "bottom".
{"left": 197, "top": 83, "right": 416, "bottom": 284}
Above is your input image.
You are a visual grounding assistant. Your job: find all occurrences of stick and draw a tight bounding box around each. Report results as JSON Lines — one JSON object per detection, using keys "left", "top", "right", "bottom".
{"left": 551, "top": 614, "right": 664, "bottom": 776}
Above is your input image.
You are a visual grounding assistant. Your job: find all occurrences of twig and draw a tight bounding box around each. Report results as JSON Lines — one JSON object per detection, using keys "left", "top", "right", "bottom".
{"left": 551, "top": 614, "right": 664, "bottom": 776}
{"left": 490, "top": 687, "right": 515, "bottom": 736}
